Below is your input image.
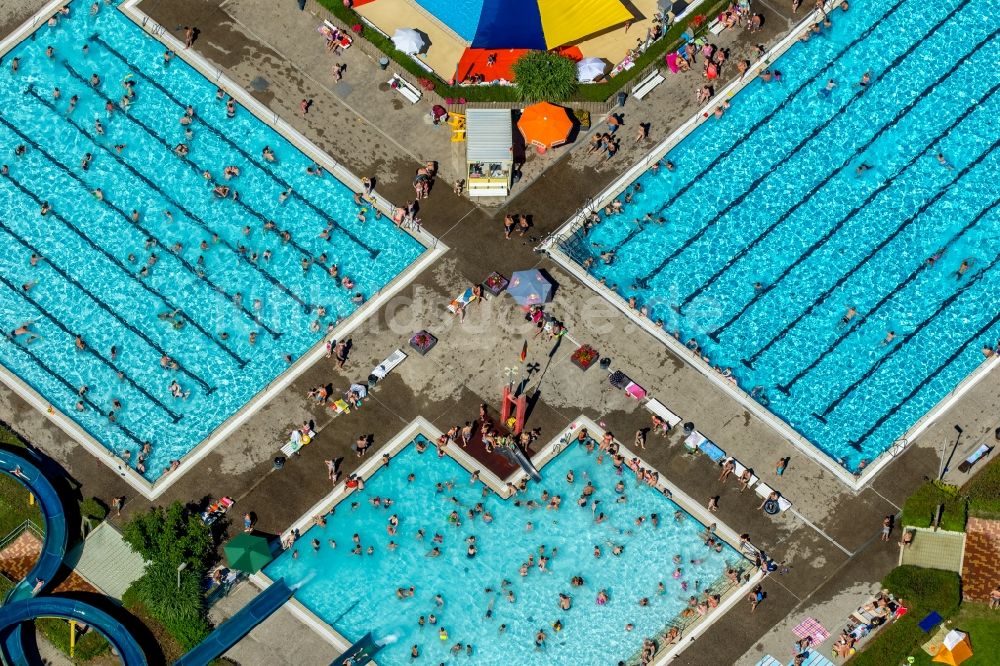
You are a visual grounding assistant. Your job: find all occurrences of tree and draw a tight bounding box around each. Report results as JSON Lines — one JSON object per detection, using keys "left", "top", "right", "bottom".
{"left": 512, "top": 51, "right": 578, "bottom": 102}
{"left": 123, "top": 501, "right": 212, "bottom": 572}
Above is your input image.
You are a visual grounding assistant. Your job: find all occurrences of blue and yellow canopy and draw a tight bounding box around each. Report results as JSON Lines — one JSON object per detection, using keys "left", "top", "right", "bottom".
{"left": 473, "top": 0, "right": 634, "bottom": 50}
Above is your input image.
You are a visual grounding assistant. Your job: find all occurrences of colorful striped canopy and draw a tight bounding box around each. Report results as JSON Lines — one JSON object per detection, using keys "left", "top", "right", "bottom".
{"left": 473, "top": 0, "right": 634, "bottom": 50}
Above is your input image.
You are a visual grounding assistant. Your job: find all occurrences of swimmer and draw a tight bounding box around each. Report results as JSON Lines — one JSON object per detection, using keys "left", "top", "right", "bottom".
{"left": 854, "top": 162, "right": 872, "bottom": 177}
{"left": 841, "top": 306, "right": 856, "bottom": 325}
{"left": 935, "top": 153, "right": 953, "bottom": 169}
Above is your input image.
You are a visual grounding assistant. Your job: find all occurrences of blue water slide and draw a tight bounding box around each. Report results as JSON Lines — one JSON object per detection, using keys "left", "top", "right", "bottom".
{"left": 497, "top": 445, "right": 542, "bottom": 482}
{"left": 173, "top": 579, "right": 293, "bottom": 666}
{"left": 0, "top": 448, "right": 146, "bottom": 666}
{"left": 331, "top": 632, "right": 381, "bottom": 666}
{"left": 0, "top": 598, "right": 147, "bottom": 666}
{"left": 0, "top": 449, "right": 67, "bottom": 604}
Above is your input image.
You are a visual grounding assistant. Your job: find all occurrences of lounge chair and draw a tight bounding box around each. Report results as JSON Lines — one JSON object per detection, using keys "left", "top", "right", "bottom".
{"left": 624, "top": 381, "right": 647, "bottom": 400}
{"left": 756, "top": 482, "right": 791, "bottom": 514}
{"left": 683, "top": 430, "right": 706, "bottom": 452}
{"left": 201, "top": 496, "right": 235, "bottom": 525}
{"left": 958, "top": 444, "right": 993, "bottom": 472}
{"left": 370, "top": 349, "right": 407, "bottom": 384}
{"left": 644, "top": 398, "right": 681, "bottom": 430}
{"left": 281, "top": 428, "right": 315, "bottom": 457}
{"left": 699, "top": 438, "right": 726, "bottom": 463}
{"left": 447, "top": 287, "right": 477, "bottom": 314}
{"left": 731, "top": 458, "right": 759, "bottom": 490}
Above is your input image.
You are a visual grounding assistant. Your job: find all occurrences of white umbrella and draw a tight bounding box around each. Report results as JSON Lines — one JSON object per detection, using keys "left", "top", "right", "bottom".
{"left": 392, "top": 28, "right": 425, "bottom": 55}
{"left": 576, "top": 57, "right": 606, "bottom": 82}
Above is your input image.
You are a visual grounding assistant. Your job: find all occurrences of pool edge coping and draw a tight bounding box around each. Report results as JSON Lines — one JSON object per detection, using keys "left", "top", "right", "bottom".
{"left": 0, "top": 0, "right": 449, "bottom": 500}
{"left": 255, "top": 414, "right": 763, "bottom": 665}
{"left": 537, "top": 0, "right": 996, "bottom": 493}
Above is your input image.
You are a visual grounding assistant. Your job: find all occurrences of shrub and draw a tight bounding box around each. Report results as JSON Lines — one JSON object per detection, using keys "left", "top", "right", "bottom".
{"left": 900, "top": 481, "right": 966, "bottom": 531}
{"left": 36, "top": 617, "right": 110, "bottom": 661}
{"left": 850, "top": 566, "right": 961, "bottom": 666}
{"left": 121, "top": 502, "right": 213, "bottom": 651}
{"left": 123, "top": 561, "right": 210, "bottom": 650}
{"left": 122, "top": 501, "right": 212, "bottom": 571}
{"left": 511, "top": 51, "right": 578, "bottom": 101}
{"left": 79, "top": 497, "right": 108, "bottom": 522}
{"left": 964, "top": 457, "right": 1000, "bottom": 519}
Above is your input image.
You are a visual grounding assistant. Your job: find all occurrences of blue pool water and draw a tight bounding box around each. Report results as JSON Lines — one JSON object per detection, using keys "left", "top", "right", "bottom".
{"left": 0, "top": 0, "right": 423, "bottom": 479}
{"left": 266, "top": 438, "right": 743, "bottom": 664}
{"left": 562, "top": 0, "right": 1000, "bottom": 472}
{"left": 414, "top": 0, "right": 484, "bottom": 42}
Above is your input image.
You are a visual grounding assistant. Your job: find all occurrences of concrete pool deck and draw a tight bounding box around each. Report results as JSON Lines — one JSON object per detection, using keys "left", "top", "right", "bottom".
{"left": 0, "top": 0, "right": 997, "bottom": 664}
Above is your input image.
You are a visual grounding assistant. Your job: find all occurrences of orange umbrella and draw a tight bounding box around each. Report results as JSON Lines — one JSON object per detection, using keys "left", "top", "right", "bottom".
{"left": 517, "top": 102, "right": 573, "bottom": 150}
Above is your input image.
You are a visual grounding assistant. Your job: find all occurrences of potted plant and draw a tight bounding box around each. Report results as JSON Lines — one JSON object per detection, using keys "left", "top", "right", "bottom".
{"left": 570, "top": 344, "right": 599, "bottom": 370}
{"left": 409, "top": 330, "right": 438, "bottom": 356}
{"left": 483, "top": 272, "right": 509, "bottom": 295}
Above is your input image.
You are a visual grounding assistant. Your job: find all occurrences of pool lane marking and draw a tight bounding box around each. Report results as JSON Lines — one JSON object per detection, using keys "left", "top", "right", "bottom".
{"left": 0, "top": 273, "right": 183, "bottom": 422}
{"left": 38, "top": 69, "right": 283, "bottom": 338}
{"left": 90, "top": 34, "right": 381, "bottom": 259}
{"left": 0, "top": 193, "right": 216, "bottom": 393}
{"left": 737, "top": 76, "right": 1000, "bottom": 367}
{"left": 24, "top": 89, "right": 312, "bottom": 319}
{"left": 679, "top": 41, "right": 1000, "bottom": 314}
{"left": 0, "top": 114, "right": 251, "bottom": 368}
{"left": 633, "top": 0, "right": 980, "bottom": 289}
{"left": 0, "top": 334, "right": 148, "bottom": 449}
{"left": 27, "top": 87, "right": 283, "bottom": 339}
{"left": 777, "top": 192, "right": 1000, "bottom": 396}
{"left": 605, "top": 0, "right": 923, "bottom": 257}
{"left": 844, "top": 308, "right": 1000, "bottom": 452}
{"left": 706, "top": 85, "right": 998, "bottom": 343}
{"left": 814, "top": 219, "right": 1000, "bottom": 423}
{"left": 60, "top": 62, "right": 348, "bottom": 285}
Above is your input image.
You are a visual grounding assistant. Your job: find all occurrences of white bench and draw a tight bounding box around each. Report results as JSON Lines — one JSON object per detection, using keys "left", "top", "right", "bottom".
{"left": 727, "top": 457, "right": 759, "bottom": 490}
{"left": 709, "top": 18, "right": 726, "bottom": 35}
{"left": 370, "top": 349, "right": 407, "bottom": 381}
{"left": 632, "top": 69, "right": 665, "bottom": 100}
{"left": 755, "top": 482, "right": 792, "bottom": 513}
{"left": 389, "top": 74, "right": 422, "bottom": 104}
{"left": 645, "top": 398, "right": 681, "bottom": 429}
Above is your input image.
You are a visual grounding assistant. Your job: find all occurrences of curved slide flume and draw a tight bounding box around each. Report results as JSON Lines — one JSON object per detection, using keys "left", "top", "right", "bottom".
{"left": 0, "top": 448, "right": 146, "bottom": 665}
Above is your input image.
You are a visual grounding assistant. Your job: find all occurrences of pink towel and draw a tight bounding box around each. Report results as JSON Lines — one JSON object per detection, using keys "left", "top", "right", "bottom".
{"left": 666, "top": 52, "right": 680, "bottom": 74}
{"left": 625, "top": 382, "right": 647, "bottom": 400}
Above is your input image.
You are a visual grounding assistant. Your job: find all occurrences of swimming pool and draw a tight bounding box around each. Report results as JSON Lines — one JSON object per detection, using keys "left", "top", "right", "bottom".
{"left": 0, "top": 0, "right": 424, "bottom": 480}
{"left": 560, "top": 0, "right": 1000, "bottom": 473}
{"left": 413, "top": 0, "right": 484, "bottom": 42}
{"left": 265, "top": 437, "right": 744, "bottom": 664}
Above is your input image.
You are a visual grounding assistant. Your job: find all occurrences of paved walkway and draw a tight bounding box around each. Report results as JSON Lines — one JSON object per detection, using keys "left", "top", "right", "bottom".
{"left": 961, "top": 517, "right": 1000, "bottom": 602}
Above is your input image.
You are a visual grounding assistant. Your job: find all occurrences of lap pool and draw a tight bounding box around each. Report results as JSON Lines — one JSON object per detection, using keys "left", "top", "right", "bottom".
{"left": 0, "top": 0, "right": 425, "bottom": 480}
{"left": 265, "top": 437, "right": 747, "bottom": 664}
{"left": 558, "top": 0, "right": 1000, "bottom": 473}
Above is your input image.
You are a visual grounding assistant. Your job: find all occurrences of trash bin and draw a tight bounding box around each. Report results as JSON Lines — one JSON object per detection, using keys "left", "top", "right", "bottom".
{"left": 379, "top": 56, "right": 390, "bottom": 70}
{"left": 616, "top": 91, "right": 627, "bottom": 107}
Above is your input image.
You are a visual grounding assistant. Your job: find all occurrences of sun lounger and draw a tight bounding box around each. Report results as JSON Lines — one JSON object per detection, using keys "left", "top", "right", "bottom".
{"left": 699, "top": 438, "right": 726, "bottom": 463}
{"left": 631, "top": 69, "right": 664, "bottom": 100}
{"left": 370, "top": 349, "right": 407, "bottom": 382}
{"left": 644, "top": 398, "right": 681, "bottom": 430}
{"left": 755, "top": 482, "right": 775, "bottom": 499}
{"left": 322, "top": 20, "right": 352, "bottom": 49}
{"left": 447, "top": 288, "right": 477, "bottom": 314}
{"left": 624, "top": 381, "right": 647, "bottom": 400}
{"left": 390, "top": 74, "right": 422, "bottom": 104}
{"left": 756, "top": 482, "right": 792, "bottom": 514}
{"left": 683, "top": 430, "right": 706, "bottom": 452}
{"left": 281, "top": 429, "right": 315, "bottom": 457}
{"left": 731, "top": 458, "right": 759, "bottom": 489}
{"left": 201, "top": 496, "right": 235, "bottom": 525}
{"left": 709, "top": 18, "right": 726, "bottom": 35}
{"left": 958, "top": 444, "right": 993, "bottom": 473}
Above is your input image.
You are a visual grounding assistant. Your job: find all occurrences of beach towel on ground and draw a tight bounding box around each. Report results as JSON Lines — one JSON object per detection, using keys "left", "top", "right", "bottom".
{"left": 448, "top": 288, "right": 477, "bottom": 314}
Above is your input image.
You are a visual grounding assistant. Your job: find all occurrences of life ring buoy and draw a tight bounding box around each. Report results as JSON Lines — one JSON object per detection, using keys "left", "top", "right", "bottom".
{"left": 763, "top": 499, "right": 779, "bottom": 515}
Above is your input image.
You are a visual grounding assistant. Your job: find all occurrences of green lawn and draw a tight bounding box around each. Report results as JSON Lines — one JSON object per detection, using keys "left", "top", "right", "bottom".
{"left": 907, "top": 603, "right": 1000, "bottom": 665}
{"left": 0, "top": 474, "right": 44, "bottom": 540}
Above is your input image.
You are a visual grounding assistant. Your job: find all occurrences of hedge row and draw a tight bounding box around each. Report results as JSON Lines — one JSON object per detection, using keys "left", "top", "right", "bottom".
{"left": 849, "top": 566, "right": 961, "bottom": 666}
{"left": 899, "top": 481, "right": 966, "bottom": 531}
{"left": 316, "top": 0, "right": 730, "bottom": 103}
{"left": 964, "top": 456, "right": 1000, "bottom": 519}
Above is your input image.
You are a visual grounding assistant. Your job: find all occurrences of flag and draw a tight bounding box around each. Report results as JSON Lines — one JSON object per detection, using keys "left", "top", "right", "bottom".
{"left": 519, "top": 340, "right": 528, "bottom": 363}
